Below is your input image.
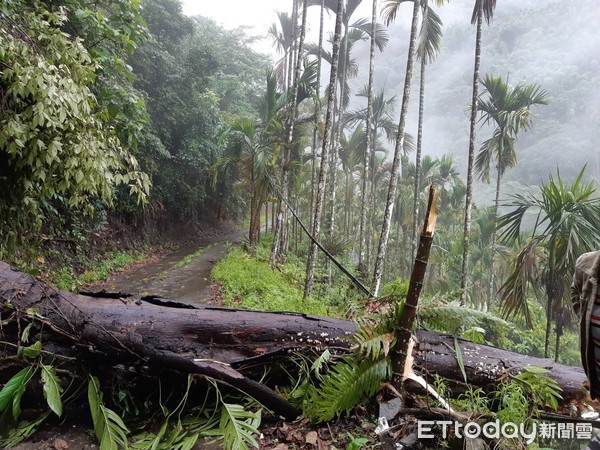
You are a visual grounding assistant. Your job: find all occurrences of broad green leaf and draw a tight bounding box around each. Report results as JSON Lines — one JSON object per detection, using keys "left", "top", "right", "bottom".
{"left": 88, "top": 375, "right": 130, "bottom": 450}
{"left": 18, "top": 341, "right": 41, "bottom": 358}
{"left": 523, "top": 366, "right": 549, "bottom": 374}
{"left": 40, "top": 364, "right": 63, "bottom": 417}
{"left": 0, "top": 366, "right": 35, "bottom": 420}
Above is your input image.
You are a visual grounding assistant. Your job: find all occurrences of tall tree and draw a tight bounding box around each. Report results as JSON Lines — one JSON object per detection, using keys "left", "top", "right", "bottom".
{"left": 371, "top": 0, "right": 420, "bottom": 297}
{"left": 346, "top": 87, "right": 399, "bottom": 271}
{"left": 304, "top": 0, "right": 345, "bottom": 298}
{"left": 475, "top": 74, "right": 549, "bottom": 302}
{"left": 460, "top": 0, "right": 497, "bottom": 304}
{"left": 411, "top": 0, "right": 444, "bottom": 262}
{"left": 0, "top": 0, "right": 150, "bottom": 229}
{"left": 497, "top": 168, "right": 600, "bottom": 361}
{"left": 358, "top": 0, "right": 378, "bottom": 277}
{"left": 310, "top": 0, "right": 326, "bottom": 221}
{"left": 268, "top": 12, "right": 294, "bottom": 89}
{"left": 271, "top": 0, "right": 309, "bottom": 266}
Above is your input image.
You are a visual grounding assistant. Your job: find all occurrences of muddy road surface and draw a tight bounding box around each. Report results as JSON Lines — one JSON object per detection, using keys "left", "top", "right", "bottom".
{"left": 84, "top": 229, "right": 243, "bottom": 305}
{"left": 10, "top": 228, "right": 244, "bottom": 450}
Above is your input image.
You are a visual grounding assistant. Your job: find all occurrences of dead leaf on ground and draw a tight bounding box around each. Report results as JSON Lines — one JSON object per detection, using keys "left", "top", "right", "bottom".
{"left": 305, "top": 430, "right": 318, "bottom": 446}
{"left": 53, "top": 438, "right": 69, "bottom": 450}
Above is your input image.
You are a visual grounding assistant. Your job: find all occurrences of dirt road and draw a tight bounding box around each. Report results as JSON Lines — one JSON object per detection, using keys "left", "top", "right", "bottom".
{"left": 84, "top": 229, "right": 243, "bottom": 304}
{"left": 11, "top": 228, "right": 244, "bottom": 450}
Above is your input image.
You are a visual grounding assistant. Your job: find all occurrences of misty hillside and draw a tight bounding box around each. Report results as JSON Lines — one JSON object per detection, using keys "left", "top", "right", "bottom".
{"left": 353, "top": 0, "right": 599, "bottom": 202}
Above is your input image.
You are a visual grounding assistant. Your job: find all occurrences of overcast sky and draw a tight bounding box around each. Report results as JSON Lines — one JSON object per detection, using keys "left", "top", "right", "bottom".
{"left": 180, "top": 1, "right": 537, "bottom": 58}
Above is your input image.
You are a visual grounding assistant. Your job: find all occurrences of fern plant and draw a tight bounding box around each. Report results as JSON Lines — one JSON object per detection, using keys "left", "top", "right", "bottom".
{"left": 304, "top": 280, "right": 516, "bottom": 422}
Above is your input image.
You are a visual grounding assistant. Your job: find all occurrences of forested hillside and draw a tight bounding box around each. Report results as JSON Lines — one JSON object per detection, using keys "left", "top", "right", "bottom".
{"left": 370, "top": 0, "right": 599, "bottom": 188}
{"left": 1, "top": 0, "right": 267, "bottom": 267}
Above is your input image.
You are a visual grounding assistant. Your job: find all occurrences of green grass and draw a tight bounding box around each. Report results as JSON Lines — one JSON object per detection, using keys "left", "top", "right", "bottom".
{"left": 174, "top": 244, "right": 215, "bottom": 268}
{"left": 212, "top": 241, "right": 339, "bottom": 317}
{"left": 46, "top": 250, "right": 143, "bottom": 291}
{"left": 77, "top": 251, "right": 142, "bottom": 285}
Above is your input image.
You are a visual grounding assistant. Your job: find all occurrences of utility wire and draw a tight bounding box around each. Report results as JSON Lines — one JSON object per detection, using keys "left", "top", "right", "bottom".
{"left": 267, "top": 175, "right": 370, "bottom": 296}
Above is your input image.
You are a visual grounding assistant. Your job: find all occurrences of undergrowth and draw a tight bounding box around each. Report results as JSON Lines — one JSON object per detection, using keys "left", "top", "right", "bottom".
{"left": 212, "top": 235, "right": 346, "bottom": 316}
{"left": 45, "top": 250, "right": 146, "bottom": 292}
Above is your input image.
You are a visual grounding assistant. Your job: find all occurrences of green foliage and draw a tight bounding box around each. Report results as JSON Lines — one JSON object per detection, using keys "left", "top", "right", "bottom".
{"left": 40, "top": 364, "right": 63, "bottom": 417}
{"left": 418, "top": 297, "right": 511, "bottom": 338}
{"left": 456, "top": 386, "right": 489, "bottom": 414}
{"left": 354, "top": 317, "right": 396, "bottom": 360}
{"left": 345, "top": 433, "right": 369, "bottom": 450}
{"left": 0, "top": 412, "right": 51, "bottom": 448}
{"left": 0, "top": 0, "right": 150, "bottom": 228}
{"left": 132, "top": 420, "right": 198, "bottom": 450}
{"left": 512, "top": 366, "right": 562, "bottom": 412}
{"left": 77, "top": 252, "right": 140, "bottom": 285}
{"left": 0, "top": 366, "right": 36, "bottom": 421}
{"left": 493, "top": 379, "right": 530, "bottom": 425}
{"left": 216, "top": 403, "right": 261, "bottom": 450}
{"left": 212, "top": 246, "right": 332, "bottom": 315}
{"left": 304, "top": 356, "right": 390, "bottom": 422}
{"left": 88, "top": 375, "right": 130, "bottom": 450}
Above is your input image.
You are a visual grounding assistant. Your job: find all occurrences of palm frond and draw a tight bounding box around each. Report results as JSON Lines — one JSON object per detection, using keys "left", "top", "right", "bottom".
{"left": 497, "top": 239, "right": 541, "bottom": 327}
{"left": 471, "top": 0, "right": 497, "bottom": 26}
{"left": 417, "top": 3, "right": 443, "bottom": 64}
{"left": 381, "top": 0, "right": 412, "bottom": 26}
{"left": 350, "top": 18, "right": 390, "bottom": 51}
{"left": 419, "top": 300, "right": 511, "bottom": 335}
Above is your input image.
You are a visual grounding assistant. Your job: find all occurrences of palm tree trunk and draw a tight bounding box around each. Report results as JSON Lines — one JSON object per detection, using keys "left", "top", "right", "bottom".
{"left": 270, "top": 0, "right": 308, "bottom": 267}
{"left": 304, "top": 0, "right": 344, "bottom": 299}
{"left": 310, "top": 0, "right": 325, "bottom": 228}
{"left": 358, "top": 0, "right": 378, "bottom": 278}
{"left": 371, "top": 0, "right": 420, "bottom": 298}
{"left": 460, "top": 1, "right": 483, "bottom": 305}
{"left": 555, "top": 318, "right": 563, "bottom": 363}
{"left": 287, "top": 0, "right": 298, "bottom": 91}
{"left": 391, "top": 186, "right": 438, "bottom": 390}
{"left": 412, "top": 57, "right": 426, "bottom": 263}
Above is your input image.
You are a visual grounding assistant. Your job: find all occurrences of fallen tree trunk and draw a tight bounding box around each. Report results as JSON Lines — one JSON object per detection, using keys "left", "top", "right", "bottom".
{"left": 0, "top": 262, "right": 587, "bottom": 417}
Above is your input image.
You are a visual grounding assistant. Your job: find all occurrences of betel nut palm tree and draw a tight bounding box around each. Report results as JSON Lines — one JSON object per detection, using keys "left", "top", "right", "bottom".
{"left": 497, "top": 168, "right": 600, "bottom": 361}
{"left": 475, "top": 73, "right": 548, "bottom": 303}
{"left": 460, "top": 0, "right": 497, "bottom": 304}
{"left": 411, "top": 0, "right": 445, "bottom": 262}
{"left": 370, "top": 0, "right": 420, "bottom": 297}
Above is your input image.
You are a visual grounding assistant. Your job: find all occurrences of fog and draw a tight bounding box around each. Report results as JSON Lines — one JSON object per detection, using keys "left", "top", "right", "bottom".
{"left": 187, "top": 0, "right": 599, "bottom": 206}
{"left": 344, "top": 0, "right": 599, "bottom": 201}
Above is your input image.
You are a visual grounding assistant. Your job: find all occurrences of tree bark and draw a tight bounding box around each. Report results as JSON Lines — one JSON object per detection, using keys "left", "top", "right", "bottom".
{"left": 304, "top": 0, "right": 344, "bottom": 299}
{"left": 358, "top": 0, "right": 378, "bottom": 279}
{"left": 371, "top": 0, "right": 420, "bottom": 297}
{"left": 0, "top": 262, "right": 587, "bottom": 411}
{"left": 411, "top": 56, "right": 426, "bottom": 264}
{"left": 310, "top": 0, "right": 325, "bottom": 227}
{"left": 392, "top": 185, "right": 438, "bottom": 390}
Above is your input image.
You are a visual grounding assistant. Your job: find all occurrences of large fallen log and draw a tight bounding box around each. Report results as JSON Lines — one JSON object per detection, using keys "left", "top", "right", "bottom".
{"left": 0, "top": 261, "right": 588, "bottom": 418}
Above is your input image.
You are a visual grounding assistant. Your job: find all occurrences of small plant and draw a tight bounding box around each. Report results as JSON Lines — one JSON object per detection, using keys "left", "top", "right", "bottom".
{"left": 175, "top": 244, "right": 215, "bottom": 269}
{"left": 456, "top": 386, "right": 489, "bottom": 414}
{"left": 0, "top": 332, "right": 65, "bottom": 447}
